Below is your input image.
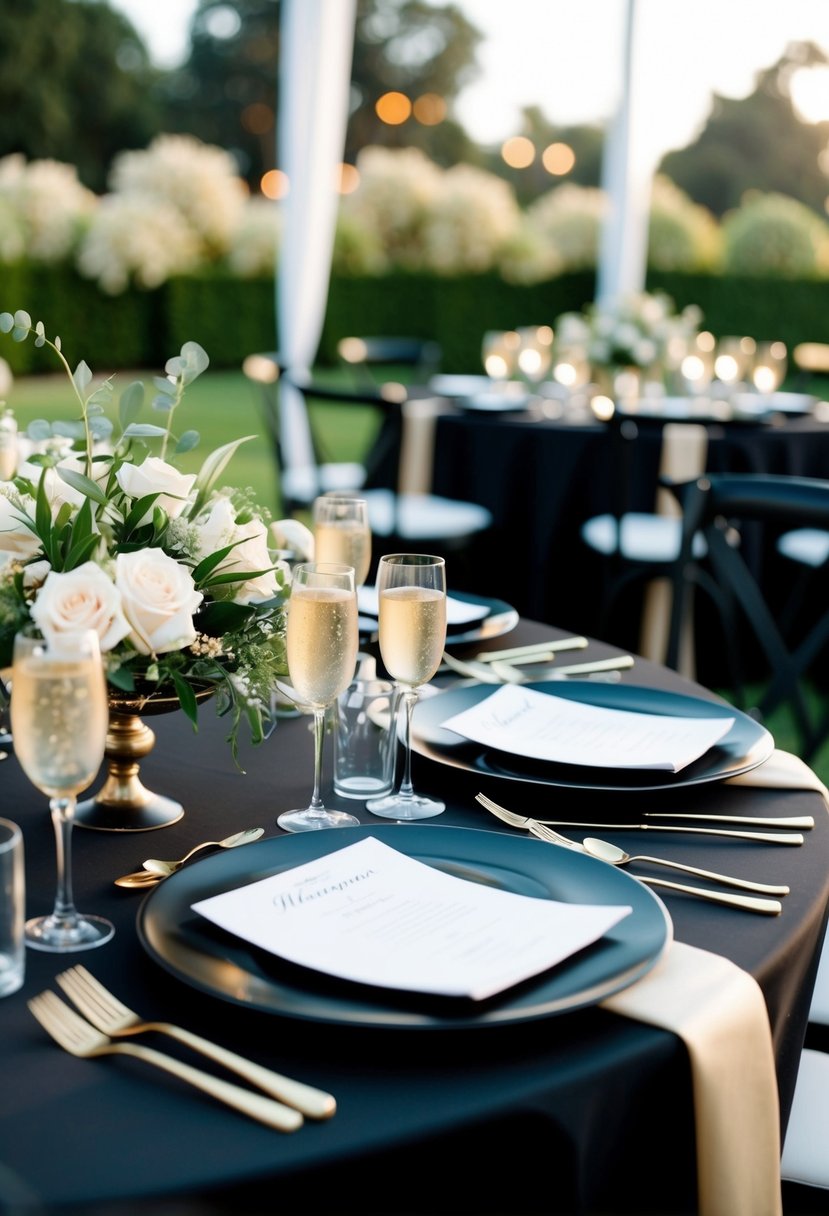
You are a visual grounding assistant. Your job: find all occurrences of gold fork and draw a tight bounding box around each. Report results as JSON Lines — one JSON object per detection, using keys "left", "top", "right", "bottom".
{"left": 28, "top": 990, "right": 303, "bottom": 1132}
{"left": 56, "top": 965, "right": 335, "bottom": 1119}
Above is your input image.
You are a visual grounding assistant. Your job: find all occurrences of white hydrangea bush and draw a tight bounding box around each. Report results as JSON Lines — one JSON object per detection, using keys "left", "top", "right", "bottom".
{"left": 648, "top": 176, "right": 722, "bottom": 272}
{"left": 722, "top": 193, "right": 829, "bottom": 278}
{"left": 336, "top": 146, "right": 443, "bottom": 272}
{"left": 419, "top": 163, "right": 522, "bottom": 275}
{"left": 76, "top": 193, "right": 201, "bottom": 294}
{"left": 110, "top": 134, "right": 248, "bottom": 258}
{"left": 225, "top": 197, "right": 280, "bottom": 277}
{"left": 525, "top": 184, "right": 606, "bottom": 272}
{"left": 0, "top": 154, "right": 96, "bottom": 264}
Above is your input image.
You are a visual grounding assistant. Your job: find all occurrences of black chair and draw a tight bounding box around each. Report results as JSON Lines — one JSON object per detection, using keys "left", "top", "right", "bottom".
{"left": 242, "top": 355, "right": 492, "bottom": 576}
{"left": 579, "top": 409, "right": 710, "bottom": 671}
{"left": 336, "top": 336, "right": 442, "bottom": 388}
{"left": 666, "top": 472, "right": 829, "bottom": 762}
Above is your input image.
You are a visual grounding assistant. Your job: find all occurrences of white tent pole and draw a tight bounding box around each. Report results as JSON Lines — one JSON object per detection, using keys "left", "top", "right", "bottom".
{"left": 596, "top": 0, "right": 654, "bottom": 308}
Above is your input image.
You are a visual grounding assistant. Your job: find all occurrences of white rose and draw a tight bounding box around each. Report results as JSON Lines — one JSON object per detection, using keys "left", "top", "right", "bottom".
{"left": 0, "top": 488, "right": 41, "bottom": 559}
{"left": 269, "top": 518, "right": 314, "bottom": 562}
{"left": 16, "top": 460, "right": 85, "bottom": 512}
{"left": 116, "top": 457, "right": 196, "bottom": 522}
{"left": 115, "top": 549, "right": 203, "bottom": 655}
{"left": 22, "top": 559, "right": 51, "bottom": 590}
{"left": 196, "top": 497, "right": 280, "bottom": 605}
{"left": 30, "top": 561, "right": 131, "bottom": 653}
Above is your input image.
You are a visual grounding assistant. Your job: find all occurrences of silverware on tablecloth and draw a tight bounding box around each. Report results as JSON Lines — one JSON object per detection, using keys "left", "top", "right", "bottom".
{"left": 55, "top": 966, "right": 336, "bottom": 1119}
{"left": 28, "top": 991, "right": 304, "bottom": 1132}
{"left": 440, "top": 652, "right": 634, "bottom": 684}
{"left": 474, "top": 793, "right": 805, "bottom": 846}
{"left": 473, "top": 637, "right": 589, "bottom": 662}
{"left": 643, "top": 811, "right": 814, "bottom": 829}
{"left": 476, "top": 797, "right": 785, "bottom": 913}
{"left": 141, "top": 827, "right": 265, "bottom": 877}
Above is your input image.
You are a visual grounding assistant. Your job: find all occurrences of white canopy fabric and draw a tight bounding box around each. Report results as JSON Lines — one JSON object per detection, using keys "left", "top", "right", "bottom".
{"left": 277, "top": 0, "right": 357, "bottom": 471}
{"left": 596, "top": 0, "right": 653, "bottom": 308}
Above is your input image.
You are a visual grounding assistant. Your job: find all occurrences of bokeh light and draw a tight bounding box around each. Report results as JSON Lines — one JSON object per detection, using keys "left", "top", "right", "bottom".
{"left": 501, "top": 136, "right": 535, "bottom": 168}
{"left": 261, "top": 169, "right": 289, "bottom": 199}
{"left": 376, "top": 92, "right": 412, "bottom": 125}
{"left": 338, "top": 163, "right": 360, "bottom": 194}
{"left": 413, "top": 93, "right": 446, "bottom": 125}
{"left": 542, "top": 142, "right": 576, "bottom": 175}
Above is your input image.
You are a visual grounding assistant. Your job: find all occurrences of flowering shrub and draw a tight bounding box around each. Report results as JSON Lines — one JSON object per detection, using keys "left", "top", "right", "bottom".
{"left": 0, "top": 310, "right": 289, "bottom": 760}
{"left": 335, "top": 146, "right": 442, "bottom": 272}
{"left": 722, "top": 193, "right": 829, "bottom": 278}
{"left": 225, "top": 198, "right": 281, "bottom": 278}
{"left": 76, "top": 193, "right": 202, "bottom": 294}
{"left": 419, "top": 163, "right": 522, "bottom": 275}
{"left": 0, "top": 155, "right": 96, "bottom": 264}
{"left": 648, "top": 176, "right": 721, "bottom": 272}
{"left": 525, "top": 183, "right": 606, "bottom": 274}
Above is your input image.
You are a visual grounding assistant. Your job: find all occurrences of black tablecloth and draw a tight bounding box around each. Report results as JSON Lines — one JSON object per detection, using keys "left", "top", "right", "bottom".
{"left": 431, "top": 411, "right": 829, "bottom": 682}
{"left": 1, "top": 622, "right": 828, "bottom": 1215}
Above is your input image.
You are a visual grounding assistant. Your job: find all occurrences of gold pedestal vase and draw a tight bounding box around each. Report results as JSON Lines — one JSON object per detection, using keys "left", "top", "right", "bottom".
{"left": 75, "top": 685, "right": 215, "bottom": 832}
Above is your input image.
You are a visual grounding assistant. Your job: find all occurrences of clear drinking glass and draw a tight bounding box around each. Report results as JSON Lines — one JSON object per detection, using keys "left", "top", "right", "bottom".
{"left": 11, "top": 628, "right": 114, "bottom": 951}
{"left": 751, "top": 341, "right": 787, "bottom": 395}
{"left": 278, "top": 562, "right": 360, "bottom": 832}
{"left": 481, "top": 330, "right": 520, "bottom": 382}
{"left": 366, "top": 554, "right": 447, "bottom": 821}
{"left": 313, "top": 495, "right": 372, "bottom": 588}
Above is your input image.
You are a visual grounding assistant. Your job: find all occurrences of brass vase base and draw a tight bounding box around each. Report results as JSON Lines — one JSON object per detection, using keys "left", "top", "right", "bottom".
{"left": 75, "top": 711, "right": 184, "bottom": 833}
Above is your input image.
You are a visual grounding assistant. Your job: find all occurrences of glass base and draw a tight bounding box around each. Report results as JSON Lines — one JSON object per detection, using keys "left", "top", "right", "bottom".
{"left": 25, "top": 913, "right": 115, "bottom": 953}
{"left": 365, "top": 792, "right": 445, "bottom": 821}
{"left": 277, "top": 807, "right": 361, "bottom": 833}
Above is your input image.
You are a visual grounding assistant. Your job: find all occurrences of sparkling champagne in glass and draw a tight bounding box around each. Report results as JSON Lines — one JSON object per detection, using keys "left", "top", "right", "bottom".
{"left": 313, "top": 495, "right": 372, "bottom": 588}
{"left": 366, "top": 554, "right": 447, "bottom": 820}
{"left": 11, "top": 628, "right": 113, "bottom": 951}
{"left": 278, "top": 562, "right": 360, "bottom": 832}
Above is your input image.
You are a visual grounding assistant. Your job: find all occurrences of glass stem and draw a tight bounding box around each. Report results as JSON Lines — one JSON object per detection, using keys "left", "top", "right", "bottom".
{"left": 398, "top": 688, "right": 418, "bottom": 802}
{"left": 308, "top": 708, "right": 326, "bottom": 814}
{"left": 49, "top": 796, "right": 79, "bottom": 927}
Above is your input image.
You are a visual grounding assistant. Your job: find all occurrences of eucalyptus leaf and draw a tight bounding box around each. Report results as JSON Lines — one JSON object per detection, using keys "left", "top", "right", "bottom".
{"left": 152, "top": 375, "right": 176, "bottom": 396}
{"left": 175, "top": 429, "right": 200, "bottom": 454}
{"left": 151, "top": 395, "right": 175, "bottom": 412}
{"left": 165, "top": 341, "right": 209, "bottom": 386}
{"left": 52, "top": 421, "right": 86, "bottom": 440}
{"left": 89, "top": 416, "right": 114, "bottom": 440}
{"left": 118, "top": 380, "right": 144, "bottom": 429}
{"left": 26, "top": 419, "right": 52, "bottom": 441}
{"left": 72, "top": 360, "right": 92, "bottom": 394}
{"left": 57, "top": 467, "right": 108, "bottom": 506}
{"left": 0, "top": 313, "right": 12, "bottom": 333}
{"left": 122, "top": 423, "right": 168, "bottom": 439}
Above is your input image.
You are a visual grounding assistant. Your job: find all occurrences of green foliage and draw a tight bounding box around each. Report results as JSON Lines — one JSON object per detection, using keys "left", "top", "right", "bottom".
{"left": 0, "top": 0, "right": 163, "bottom": 193}
{"left": 721, "top": 193, "right": 829, "bottom": 278}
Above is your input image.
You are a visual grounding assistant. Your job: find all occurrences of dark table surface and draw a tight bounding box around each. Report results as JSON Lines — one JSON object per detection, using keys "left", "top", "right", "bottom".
{"left": 431, "top": 408, "right": 829, "bottom": 683}
{"left": 1, "top": 620, "right": 828, "bottom": 1216}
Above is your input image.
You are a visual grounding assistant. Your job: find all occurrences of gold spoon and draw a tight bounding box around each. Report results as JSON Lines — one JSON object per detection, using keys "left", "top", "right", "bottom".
{"left": 114, "top": 828, "right": 264, "bottom": 889}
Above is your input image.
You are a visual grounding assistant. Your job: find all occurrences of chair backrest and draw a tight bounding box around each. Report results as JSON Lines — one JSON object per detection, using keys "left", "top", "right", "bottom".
{"left": 337, "top": 336, "right": 442, "bottom": 386}
{"left": 667, "top": 472, "right": 829, "bottom": 759}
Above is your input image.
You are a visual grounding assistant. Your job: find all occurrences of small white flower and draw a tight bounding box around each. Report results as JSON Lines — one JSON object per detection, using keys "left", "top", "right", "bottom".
{"left": 116, "top": 457, "right": 196, "bottom": 522}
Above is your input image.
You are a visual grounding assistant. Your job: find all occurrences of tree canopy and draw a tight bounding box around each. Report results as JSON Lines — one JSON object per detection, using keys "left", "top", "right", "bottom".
{"left": 0, "top": 0, "right": 162, "bottom": 192}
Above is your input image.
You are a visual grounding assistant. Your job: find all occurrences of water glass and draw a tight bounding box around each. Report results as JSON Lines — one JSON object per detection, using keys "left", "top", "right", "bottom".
{"left": 334, "top": 678, "right": 397, "bottom": 801}
{"left": 0, "top": 819, "right": 24, "bottom": 996}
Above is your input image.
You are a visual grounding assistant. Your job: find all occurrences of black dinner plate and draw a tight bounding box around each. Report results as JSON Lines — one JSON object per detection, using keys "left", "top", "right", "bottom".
{"left": 411, "top": 681, "right": 774, "bottom": 792}
{"left": 137, "top": 825, "right": 672, "bottom": 1029}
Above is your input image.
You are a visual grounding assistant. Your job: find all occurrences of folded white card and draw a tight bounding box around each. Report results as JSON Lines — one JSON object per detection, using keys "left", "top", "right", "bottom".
{"left": 358, "top": 585, "right": 488, "bottom": 625}
{"left": 441, "top": 684, "right": 735, "bottom": 772}
{"left": 192, "top": 836, "right": 631, "bottom": 1001}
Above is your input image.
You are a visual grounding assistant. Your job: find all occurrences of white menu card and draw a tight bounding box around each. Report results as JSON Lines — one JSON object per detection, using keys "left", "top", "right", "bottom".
{"left": 358, "top": 585, "right": 487, "bottom": 625}
{"left": 441, "top": 684, "right": 735, "bottom": 772}
{"left": 192, "top": 837, "right": 631, "bottom": 1001}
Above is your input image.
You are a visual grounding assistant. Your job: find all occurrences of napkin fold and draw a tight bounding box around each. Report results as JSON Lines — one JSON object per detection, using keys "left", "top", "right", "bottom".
{"left": 601, "top": 941, "right": 782, "bottom": 1216}
{"left": 726, "top": 747, "right": 829, "bottom": 810}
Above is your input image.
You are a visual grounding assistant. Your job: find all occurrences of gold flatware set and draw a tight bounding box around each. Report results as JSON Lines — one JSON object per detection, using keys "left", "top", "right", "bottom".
{"left": 28, "top": 966, "right": 336, "bottom": 1131}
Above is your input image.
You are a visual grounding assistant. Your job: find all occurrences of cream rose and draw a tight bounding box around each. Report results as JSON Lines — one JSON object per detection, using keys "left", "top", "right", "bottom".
{"left": 115, "top": 549, "right": 203, "bottom": 655}
{"left": 196, "top": 497, "right": 281, "bottom": 605}
{"left": 0, "top": 488, "right": 41, "bottom": 560}
{"left": 30, "top": 561, "right": 131, "bottom": 652}
{"left": 116, "top": 457, "right": 196, "bottom": 522}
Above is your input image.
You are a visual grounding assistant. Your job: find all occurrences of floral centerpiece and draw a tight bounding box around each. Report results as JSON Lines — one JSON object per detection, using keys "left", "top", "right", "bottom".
{"left": 553, "top": 290, "right": 703, "bottom": 375}
{"left": 0, "top": 309, "right": 289, "bottom": 765}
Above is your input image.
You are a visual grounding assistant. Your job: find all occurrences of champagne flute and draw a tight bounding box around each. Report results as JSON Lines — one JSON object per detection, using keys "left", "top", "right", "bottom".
{"left": 313, "top": 495, "right": 372, "bottom": 588}
{"left": 366, "top": 554, "right": 447, "bottom": 820}
{"left": 11, "top": 628, "right": 114, "bottom": 951}
{"left": 278, "top": 562, "right": 360, "bottom": 832}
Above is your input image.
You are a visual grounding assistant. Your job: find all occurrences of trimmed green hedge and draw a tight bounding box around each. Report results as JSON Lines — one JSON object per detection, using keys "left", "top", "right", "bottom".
{"left": 3, "top": 265, "right": 828, "bottom": 374}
